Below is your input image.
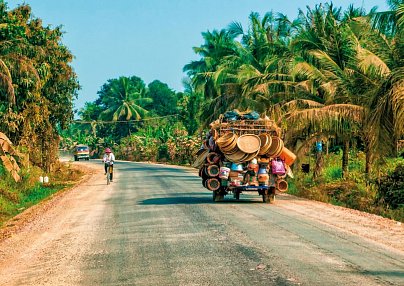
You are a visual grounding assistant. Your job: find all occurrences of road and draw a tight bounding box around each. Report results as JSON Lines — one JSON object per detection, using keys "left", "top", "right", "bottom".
{"left": 0, "top": 160, "right": 403, "bottom": 286}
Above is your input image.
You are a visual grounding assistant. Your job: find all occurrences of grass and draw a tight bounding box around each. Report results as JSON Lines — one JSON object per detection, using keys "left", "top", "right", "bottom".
{"left": 0, "top": 162, "right": 83, "bottom": 227}
{"left": 287, "top": 152, "right": 404, "bottom": 222}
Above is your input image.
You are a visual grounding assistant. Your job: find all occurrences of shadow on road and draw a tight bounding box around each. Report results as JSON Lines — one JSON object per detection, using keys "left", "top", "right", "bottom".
{"left": 139, "top": 195, "right": 265, "bottom": 205}
{"left": 342, "top": 270, "right": 404, "bottom": 278}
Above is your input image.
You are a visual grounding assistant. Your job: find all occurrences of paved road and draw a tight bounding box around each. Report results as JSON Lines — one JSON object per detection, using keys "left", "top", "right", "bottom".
{"left": 0, "top": 161, "right": 403, "bottom": 285}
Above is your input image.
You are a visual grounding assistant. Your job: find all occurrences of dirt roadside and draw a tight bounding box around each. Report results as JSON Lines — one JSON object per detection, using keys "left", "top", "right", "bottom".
{"left": 0, "top": 162, "right": 94, "bottom": 243}
{"left": 0, "top": 161, "right": 109, "bottom": 285}
{"left": 277, "top": 194, "right": 403, "bottom": 253}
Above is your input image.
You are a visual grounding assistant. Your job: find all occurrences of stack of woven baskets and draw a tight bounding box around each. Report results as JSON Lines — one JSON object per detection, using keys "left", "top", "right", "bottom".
{"left": 193, "top": 112, "right": 297, "bottom": 194}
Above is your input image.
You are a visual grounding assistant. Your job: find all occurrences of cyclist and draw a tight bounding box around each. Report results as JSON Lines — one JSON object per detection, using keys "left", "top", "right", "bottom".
{"left": 103, "top": 148, "right": 115, "bottom": 182}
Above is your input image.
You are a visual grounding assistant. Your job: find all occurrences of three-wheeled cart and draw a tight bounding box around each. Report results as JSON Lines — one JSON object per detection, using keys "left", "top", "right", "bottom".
{"left": 194, "top": 111, "right": 295, "bottom": 203}
{"left": 212, "top": 185, "right": 276, "bottom": 203}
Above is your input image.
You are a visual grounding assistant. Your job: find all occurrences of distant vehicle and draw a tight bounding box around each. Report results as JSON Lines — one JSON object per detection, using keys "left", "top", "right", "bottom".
{"left": 73, "top": 144, "right": 90, "bottom": 161}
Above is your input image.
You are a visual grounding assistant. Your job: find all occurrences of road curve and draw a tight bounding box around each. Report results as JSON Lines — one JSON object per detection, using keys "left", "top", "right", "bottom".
{"left": 0, "top": 160, "right": 403, "bottom": 286}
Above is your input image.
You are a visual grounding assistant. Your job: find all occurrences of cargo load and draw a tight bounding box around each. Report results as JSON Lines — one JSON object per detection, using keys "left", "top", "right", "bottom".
{"left": 193, "top": 110, "right": 296, "bottom": 203}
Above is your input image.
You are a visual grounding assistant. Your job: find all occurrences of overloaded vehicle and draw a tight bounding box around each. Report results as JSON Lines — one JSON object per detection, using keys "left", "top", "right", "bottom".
{"left": 193, "top": 110, "right": 296, "bottom": 203}
{"left": 73, "top": 144, "right": 90, "bottom": 161}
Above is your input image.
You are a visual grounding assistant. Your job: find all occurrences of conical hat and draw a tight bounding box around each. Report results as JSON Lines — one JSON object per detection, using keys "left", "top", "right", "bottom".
{"left": 237, "top": 134, "right": 261, "bottom": 154}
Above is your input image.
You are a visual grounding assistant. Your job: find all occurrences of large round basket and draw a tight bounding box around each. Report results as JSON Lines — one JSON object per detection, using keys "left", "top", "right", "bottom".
{"left": 242, "top": 149, "right": 260, "bottom": 162}
{"left": 220, "top": 139, "right": 238, "bottom": 153}
{"left": 225, "top": 150, "right": 247, "bottom": 163}
{"left": 237, "top": 134, "right": 261, "bottom": 154}
{"left": 216, "top": 133, "right": 236, "bottom": 147}
{"left": 266, "top": 137, "right": 284, "bottom": 157}
{"left": 258, "top": 133, "right": 272, "bottom": 155}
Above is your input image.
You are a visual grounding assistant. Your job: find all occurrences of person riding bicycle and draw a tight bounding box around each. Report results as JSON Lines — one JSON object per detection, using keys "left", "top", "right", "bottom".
{"left": 103, "top": 148, "right": 115, "bottom": 182}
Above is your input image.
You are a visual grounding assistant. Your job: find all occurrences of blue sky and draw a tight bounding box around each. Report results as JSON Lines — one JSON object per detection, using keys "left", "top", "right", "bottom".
{"left": 10, "top": 0, "right": 389, "bottom": 112}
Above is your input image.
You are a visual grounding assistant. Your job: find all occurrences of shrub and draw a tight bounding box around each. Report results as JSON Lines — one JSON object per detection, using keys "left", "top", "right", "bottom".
{"left": 377, "top": 164, "right": 404, "bottom": 209}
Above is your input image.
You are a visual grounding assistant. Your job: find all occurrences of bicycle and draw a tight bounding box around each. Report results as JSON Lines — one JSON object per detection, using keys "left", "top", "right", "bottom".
{"left": 106, "top": 163, "right": 113, "bottom": 185}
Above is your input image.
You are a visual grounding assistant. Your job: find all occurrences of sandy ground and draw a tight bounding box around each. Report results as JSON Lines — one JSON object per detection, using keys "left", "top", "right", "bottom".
{"left": 0, "top": 161, "right": 402, "bottom": 285}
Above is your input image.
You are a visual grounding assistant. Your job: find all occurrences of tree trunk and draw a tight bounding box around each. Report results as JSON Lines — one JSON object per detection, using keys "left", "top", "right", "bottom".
{"left": 365, "top": 144, "right": 371, "bottom": 178}
{"left": 342, "top": 140, "right": 349, "bottom": 179}
{"left": 313, "top": 151, "right": 324, "bottom": 180}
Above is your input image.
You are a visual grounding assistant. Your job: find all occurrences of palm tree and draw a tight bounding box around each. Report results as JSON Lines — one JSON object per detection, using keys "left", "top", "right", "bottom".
{"left": 99, "top": 76, "right": 152, "bottom": 121}
{"left": 365, "top": 0, "right": 404, "bottom": 164}
{"left": 371, "top": 0, "right": 404, "bottom": 36}
{"left": 183, "top": 29, "right": 239, "bottom": 123}
{"left": 283, "top": 2, "right": 404, "bottom": 177}
{"left": 281, "top": 3, "right": 376, "bottom": 177}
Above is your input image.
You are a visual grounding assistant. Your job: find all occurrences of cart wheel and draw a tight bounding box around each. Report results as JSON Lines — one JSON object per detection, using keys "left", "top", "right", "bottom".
{"left": 214, "top": 192, "right": 224, "bottom": 202}
{"left": 74, "top": 155, "right": 78, "bottom": 161}
{"left": 269, "top": 193, "right": 275, "bottom": 203}
{"left": 235, "top": 192, "right": 240, "bottom": 200}
{"left": 263, "top": 188, "right": 276, "bottom": 203}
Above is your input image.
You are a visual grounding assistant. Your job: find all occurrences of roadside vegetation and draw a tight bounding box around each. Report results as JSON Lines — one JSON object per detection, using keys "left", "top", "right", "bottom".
{"left": 0, "top": 162, "right": 83, "bottom": 226}
{"left": 0, "top": 1, "right": 81, "bottom": 225}
{"left": 0, "top": 0, "right": 403, "bottom": 222}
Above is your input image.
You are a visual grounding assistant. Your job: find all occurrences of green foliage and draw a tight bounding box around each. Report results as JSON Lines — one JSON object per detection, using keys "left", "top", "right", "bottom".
{"left": 286, "top": 179, "right": 298, "bottom": 195}
{"left": 112, "top": 118, "right": 199, "bottom": 165}
{"left": 177, "top": 78, "right": 203, "bottom": 135}
{"left": 377, "top": 164, "right": 404, "bottom": 209}
{"left": 0, "top": 162, "right": 83, "bottom": 226}
{"left": 324, "top": 166, "right": 343, "bottom": 181}
{"left": 18, "top": 184, "right": 65, "bottom": 209}
{"left": 0, "top": 2, "right": 79, "bottom": 171}
{"left": 0, "top": 163, "right": 5, "bottom": 176}
{"left": 146, "top": 80, "right": 178, "bottom": 116}
{"left": 322, "top": 153, "right": 343, "bottom": 181}
{"left": 290, "top": 152, "right": 404, "bottom": 221}
{"left": 97, "top": 76, "right": 151, "bottom": 121}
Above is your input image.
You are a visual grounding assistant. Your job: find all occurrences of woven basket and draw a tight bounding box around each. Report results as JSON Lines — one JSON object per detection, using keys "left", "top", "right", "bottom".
{"left": 237, "top": 134, "right": 261, "bottom": 154}
{"left": 277, "top": 179, "right": 288, "bottom": 192}
{"left": 207, "top": 178, "right": 221, "bottom": 191}
{"left": 216, "top": 133, "right": 236, "bottom": 147}
{"left": 266, "top": 137, "right": 284, "bottom": 157}
{"left": 258, "top": 133, "right": 272, "bottom": 155}
{"left": 192, "top": 149, "right": 209, "bottom": 168}
{"left": 206, "top": 165, "right": 220, "bottom": 177}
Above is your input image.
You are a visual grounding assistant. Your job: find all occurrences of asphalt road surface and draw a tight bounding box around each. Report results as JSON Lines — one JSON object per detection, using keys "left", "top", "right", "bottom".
{"left": 0, "top": 161, "right": 403, "bottom": 286}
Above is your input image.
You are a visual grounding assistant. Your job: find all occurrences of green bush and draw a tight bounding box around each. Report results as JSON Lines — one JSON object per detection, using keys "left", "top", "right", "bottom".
{"left": 377, "top": 164, "right": 404, "bottom": 209}
{"left": 324, "top": 166, "right": 342, "bottom": 181}
{"left": 157, "top": 144, "right": 169, "bottom": 161}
